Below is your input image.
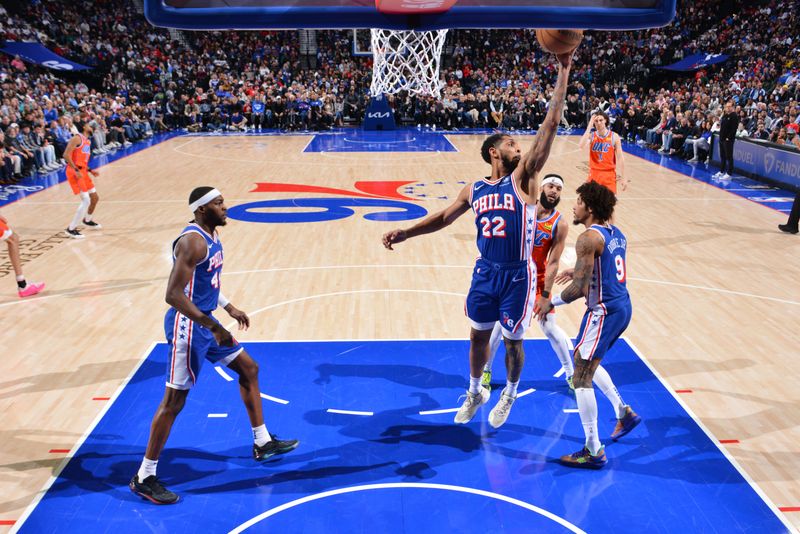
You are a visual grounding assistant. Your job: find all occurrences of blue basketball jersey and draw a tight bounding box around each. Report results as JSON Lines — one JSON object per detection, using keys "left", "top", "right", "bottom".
{"left": 470, "top": 174, "right": 536, "bottom": 263}
{"left": 586, "top": 224, "right": 629, "bottom": 312}
{"left": 171, "top": 223, "right": 223, "bottom": 312}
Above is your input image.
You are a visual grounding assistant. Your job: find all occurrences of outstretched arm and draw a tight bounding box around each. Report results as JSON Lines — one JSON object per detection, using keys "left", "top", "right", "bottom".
{"left": 517, "top": 52, "right": 574, "bottom": 195}
{"left": 382, "top": 185, "right": 471, "bottom": 250}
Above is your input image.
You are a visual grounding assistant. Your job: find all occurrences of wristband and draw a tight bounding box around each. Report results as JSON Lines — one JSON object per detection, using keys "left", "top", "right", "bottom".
{"left": 541, "top": 289, "right": 550, "bottom": 298}
{"left": 551, "top": 294, "right": 566, "bottom": 307}
{"left": 218, "top": 292, "right": 230, "bottom": 308}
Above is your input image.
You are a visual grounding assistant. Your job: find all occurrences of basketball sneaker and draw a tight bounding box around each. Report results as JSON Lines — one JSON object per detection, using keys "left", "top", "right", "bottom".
{"left": 453, "top": 387, "right": 490, "bottom": 424}
{"left": 559, "top": 446, "right": 607, "bottom": 469}
{"left": 129, "top": 475, "right": 179, "bottom": 504}
{"left": 253, "top": 434, "right": 299, "bottom": 461}
{"left": 611, "top": 406, "right": 641, "bottom": 441}
{"left": 18, "top": 281, "right": 45, "bottom": 298}
{"left": 65, "top": 228, "right": 85, "bottom": 239}
{"left": 481, "top": 369, "right": 492, "bottom": 392}
{"left": 778, "top": 224, "right": 799, "bottom": 234}
{"left": 566, "top": 375, "right": 575, "bottom": 391}
{"left": 83, "top": 219, "right": 102, "bottom": 229}
{"left": 488, "top": 392, "right": 516, "bottom": 428}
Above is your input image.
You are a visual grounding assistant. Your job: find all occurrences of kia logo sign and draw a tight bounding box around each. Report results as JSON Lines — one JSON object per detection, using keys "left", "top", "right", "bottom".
{"left": 367, "top": 112, "right": 391, "bottom": 118}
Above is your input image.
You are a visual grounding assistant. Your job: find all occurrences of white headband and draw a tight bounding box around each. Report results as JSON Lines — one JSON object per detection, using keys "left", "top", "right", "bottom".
{"left": 189, "top": 188, "right": 222, "bottom": 212}
{"left": 541, "top": 175, "right": 564, "bottom": 187}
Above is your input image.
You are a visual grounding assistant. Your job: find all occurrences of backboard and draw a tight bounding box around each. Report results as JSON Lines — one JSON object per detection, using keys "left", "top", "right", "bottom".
{"left": 145, "top": 0, "right": 676, "bottom": 31}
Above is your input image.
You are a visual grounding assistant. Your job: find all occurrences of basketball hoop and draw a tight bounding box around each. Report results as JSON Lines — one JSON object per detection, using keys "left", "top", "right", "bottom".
{"left": 369, "top": 28, "right": 448, "bottom": 98}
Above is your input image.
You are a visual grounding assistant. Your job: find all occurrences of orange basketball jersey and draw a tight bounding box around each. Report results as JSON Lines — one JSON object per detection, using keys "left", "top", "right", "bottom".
{"left": 71, "top": 134, "right": 91, "bottom": 168}
{"left": 531, "top": 209, "right": 562, "bottom": 287}
{"left": 589, "top": 130, "right": 616, "bottom": 175}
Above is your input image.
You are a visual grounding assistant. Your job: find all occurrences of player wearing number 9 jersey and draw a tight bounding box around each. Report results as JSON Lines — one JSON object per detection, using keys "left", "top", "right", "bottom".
{"left": 383, "top": 49, "right": 576, "bottom": 430}
{"left": 537, "top": 181, "right": 640, "bottom": 470}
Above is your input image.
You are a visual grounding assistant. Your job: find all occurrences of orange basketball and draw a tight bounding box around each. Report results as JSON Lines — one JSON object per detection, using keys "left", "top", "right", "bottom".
{"left": 536, "top": 29, "right": 584, "bottom": 55}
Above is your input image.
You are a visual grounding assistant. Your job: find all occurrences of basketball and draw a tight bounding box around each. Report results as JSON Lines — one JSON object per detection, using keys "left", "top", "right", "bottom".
{"left": 536, "top": 29, "right": 584, "bottom": 55}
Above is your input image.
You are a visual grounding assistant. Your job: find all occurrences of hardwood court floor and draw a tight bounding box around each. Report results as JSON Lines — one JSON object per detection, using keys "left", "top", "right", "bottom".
{"left": 0, "top": 133, "right": 798, "bottom": 530}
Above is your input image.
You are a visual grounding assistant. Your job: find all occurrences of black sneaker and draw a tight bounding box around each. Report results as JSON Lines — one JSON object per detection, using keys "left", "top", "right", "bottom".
{"left": 82, "top": 219, "right": 102, "bottom": 229}
{"left": 129, "top": 475, "right": 179, "bottom": 504}
{"left": 778, "top": 224, "right": 798, "bottom": 235}
{"left": 253, "top": 434, "right": 299, "bottom": 461}
{"left": 65, "top": 228, "right": 85, "bottom": 239}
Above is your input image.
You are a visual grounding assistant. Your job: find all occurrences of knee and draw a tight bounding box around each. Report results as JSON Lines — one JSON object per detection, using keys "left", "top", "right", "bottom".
{"left": 470, "top": 328, "right": 491, "bottom": 344}
{"left": 502, "top": 337, "right": 523, "bottom": 355}
{"left": 90, "top": 192, "right": 99, "bottom": 203}
{"left": 160, "top": 395, "right": 186, "bottom": 416}
{"left": 8, "top": 232, "right": 19, "bottom": 247}
{"left": 239, "top": 358, "right": 259, "bottom": 381}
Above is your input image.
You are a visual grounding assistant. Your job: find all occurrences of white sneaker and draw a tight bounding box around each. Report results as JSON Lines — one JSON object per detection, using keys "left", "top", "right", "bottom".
{"left": 488, "top": 392, "right": 516, "bottom": 428}
{"left": 722, "top": 173, "right": 731, "bottom": 180}
{"left": 712, "top": 171, "right": 723, "bottom": 178}
{"left": 454, "top": 387, "right": 490, "bottom": 424}
{"left": 688, "top": 157, "right": 698, "bottom": 163}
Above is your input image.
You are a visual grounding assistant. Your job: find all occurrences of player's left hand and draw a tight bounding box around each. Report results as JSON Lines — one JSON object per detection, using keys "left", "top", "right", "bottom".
{"left": 617, "top": 176, "right": 629, "bottom": 192}
{"left": 226, "top": 305, "right": 250, "bottom": 330}
{"left": 556, "top": 50, "right": 574, "bottom": 69}
{"left": 535, "top": 297, "right": 554, "bottom": 321}
{"left": 89, "top": 169, "right": 100, "bottom": 177}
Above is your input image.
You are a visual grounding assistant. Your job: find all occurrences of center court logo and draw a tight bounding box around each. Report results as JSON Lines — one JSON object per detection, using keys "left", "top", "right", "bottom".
{"left": 226, "top": 181, "right": 429, "bottom": 224}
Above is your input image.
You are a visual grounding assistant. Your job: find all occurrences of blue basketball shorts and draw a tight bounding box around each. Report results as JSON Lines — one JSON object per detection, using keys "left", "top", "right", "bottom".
{"left": 164, "top": 308, "right": 243, "bottom": 390}
{"left": 574, "top": 300, "right": 632, "bottom": 361}
{"left": 465, "top": 258, "right": 537, "bottom": 339}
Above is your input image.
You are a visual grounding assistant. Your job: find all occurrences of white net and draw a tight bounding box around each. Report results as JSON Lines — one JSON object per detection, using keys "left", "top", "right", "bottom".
{"left": 369, "top": 28, "right": 448, "bottom": 98}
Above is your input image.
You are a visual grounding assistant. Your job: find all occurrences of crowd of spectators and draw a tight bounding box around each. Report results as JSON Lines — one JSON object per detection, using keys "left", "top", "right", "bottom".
{"left": 1, "top": 0, "right": 798, "bottom": 184}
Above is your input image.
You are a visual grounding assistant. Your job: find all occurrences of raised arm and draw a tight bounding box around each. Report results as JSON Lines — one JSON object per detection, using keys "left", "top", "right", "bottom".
{"left": 517, "top": 52, "right": 574, "bottom": 195}
{"left": 382, "top": 185, "right": 471, "bottom": 250}
{"left": 578, "top": 114, "right": 596, "bottom": 150}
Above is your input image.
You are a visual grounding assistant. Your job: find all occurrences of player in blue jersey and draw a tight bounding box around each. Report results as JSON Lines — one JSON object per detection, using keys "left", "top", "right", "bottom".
{"left": 383, "top": 49, "right": 575, "bottom": 429}
{"left": 130, "top": 187, "right": 298, "bottom": 504}
{"left": 537, "top": 181, "right": 641, "bottom": 469}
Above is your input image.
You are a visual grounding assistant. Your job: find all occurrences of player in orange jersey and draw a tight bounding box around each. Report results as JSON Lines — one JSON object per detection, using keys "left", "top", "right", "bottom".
{"left": 63, "top": 122, "right": 101, "bottom": 239}
{"left": 481, "top": 174, "right": 575, "bottom": 390}
{"left": 0, "top": 212, "right": 45, "bottom": 298}
{"left": 579, "top": 112, "right": 628, "bottom": 194}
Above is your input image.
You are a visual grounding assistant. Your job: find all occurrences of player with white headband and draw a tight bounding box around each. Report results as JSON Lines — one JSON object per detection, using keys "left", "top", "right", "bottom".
{"left": 481, "top": 173, "right": 577, "bottom": 391}
{"left": 130, "top": 186, "right": 299, "bottom": 505}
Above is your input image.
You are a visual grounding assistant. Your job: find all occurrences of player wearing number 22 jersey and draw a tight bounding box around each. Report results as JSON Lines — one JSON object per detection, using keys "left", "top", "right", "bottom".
{"left": 468, "top": 175, "right": 537, "bottom": 335}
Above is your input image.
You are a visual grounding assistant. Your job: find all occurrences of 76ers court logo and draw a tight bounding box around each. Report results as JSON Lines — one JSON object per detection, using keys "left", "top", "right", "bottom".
{"left": 227, "top": 181, "right": 428, "bottom": 224}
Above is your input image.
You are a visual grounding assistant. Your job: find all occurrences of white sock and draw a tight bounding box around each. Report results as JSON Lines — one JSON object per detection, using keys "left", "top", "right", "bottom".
{"left": 539, "top": 316, "right": 574, "bottom": 378}
{"left": 84, "top": 212, "right": 93, "bottom": 222}
{"left": 504, "top": 380, "right": 519, "bottom": 398}
{"left": 252, "top": 424, "right": 271, "bottom": 447}
{"left": 575, "top": 387, "right": 602, "bottom": 455}
{"left": 137, "top": 457, "right": 158, "bottom": 481}
{"left": 468, "top": 376, "right": 482, "bottom": 395}
{"left": 593, "top": 365, "right": 626, "bottom": 419}
{"left": 16, "top": 275, "right": 25, "bottom": 282}
{"left": 484, "top": 322, "right": 503, "bottom": 373}
{"left": 69, "top": 193, "right": 90, "bottom": 230}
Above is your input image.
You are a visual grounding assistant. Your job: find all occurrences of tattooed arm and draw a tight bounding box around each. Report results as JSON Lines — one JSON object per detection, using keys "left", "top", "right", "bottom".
{"left": 535, "top": 229, "right": 602, "bottom": 318}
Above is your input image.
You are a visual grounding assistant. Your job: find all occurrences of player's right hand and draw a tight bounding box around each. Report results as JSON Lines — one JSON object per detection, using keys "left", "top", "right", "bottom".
{"left": 555, "top": 268, "right": 575, "bottom": 284}
{"left": 556, "top": 50, "right": 574, "bottom": 69}
{"left": 382, "top": 229, "right": 407, "bottom": 250}
{"left": 211, "top": 323, "right": 235, "bottom": 347}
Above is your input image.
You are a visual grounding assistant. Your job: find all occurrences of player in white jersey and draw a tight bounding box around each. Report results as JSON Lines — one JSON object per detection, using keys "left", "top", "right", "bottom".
{"left": 383, "top": 48, "right": 576, "bottom": 429}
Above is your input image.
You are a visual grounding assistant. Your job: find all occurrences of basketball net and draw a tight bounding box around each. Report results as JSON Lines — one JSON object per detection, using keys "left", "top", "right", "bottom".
{"left": 369, "top": 28, "right": 448, "bottom": 98}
